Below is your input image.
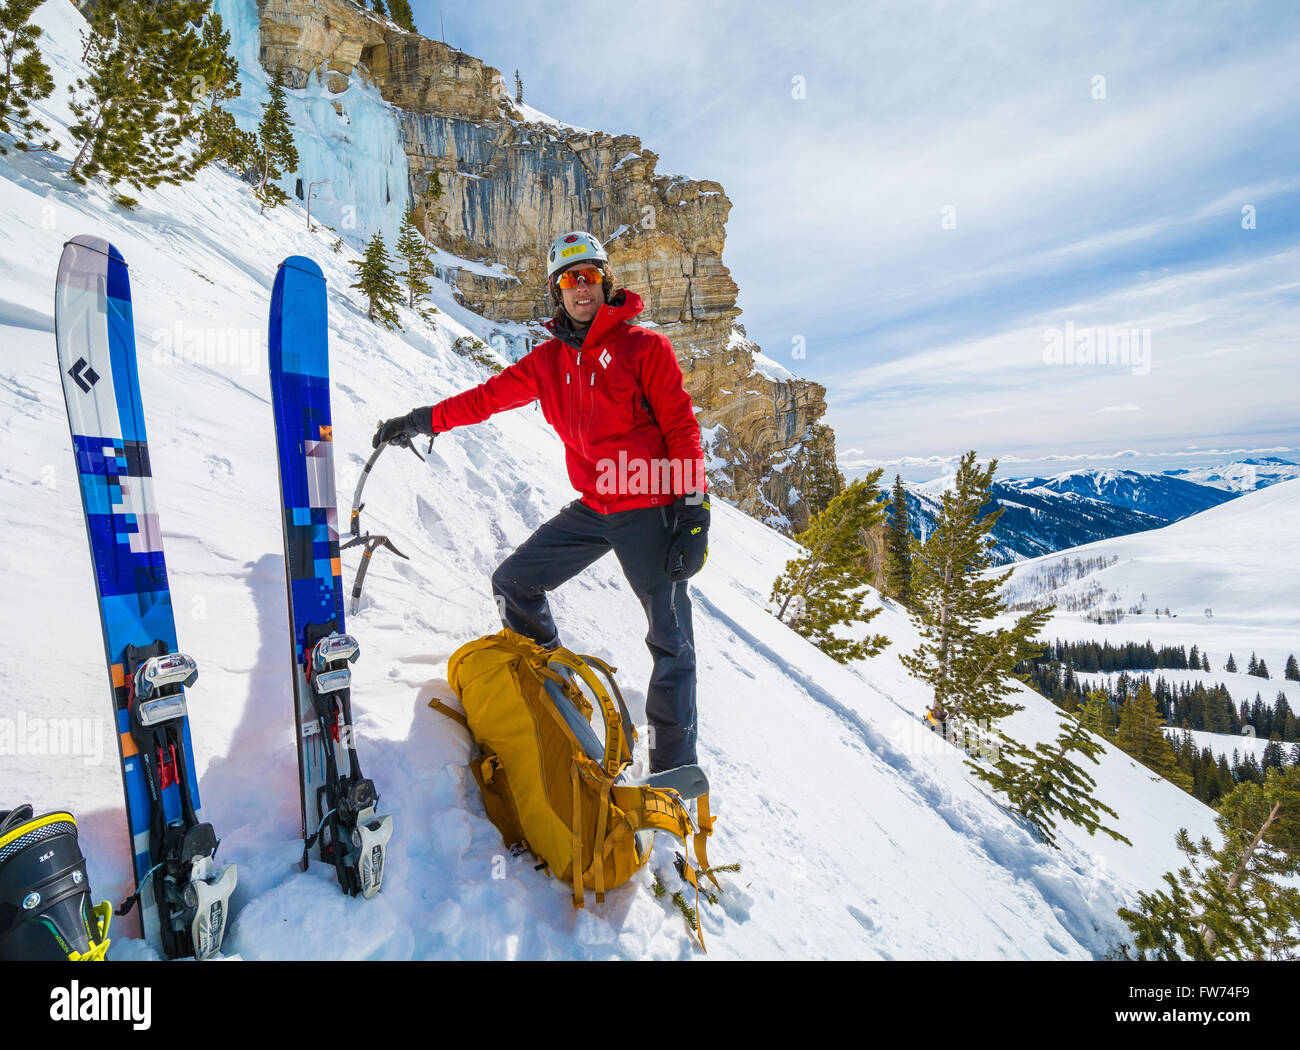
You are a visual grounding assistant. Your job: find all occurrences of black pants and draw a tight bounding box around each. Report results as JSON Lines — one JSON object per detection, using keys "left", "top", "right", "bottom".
{"left": 491, "top": 501, "right": 697, "bottom": 772}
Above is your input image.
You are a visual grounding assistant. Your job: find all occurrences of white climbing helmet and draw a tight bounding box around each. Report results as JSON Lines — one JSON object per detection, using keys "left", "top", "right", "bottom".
{"left": 546, "top": 231, "right": 608, "bottom": 281}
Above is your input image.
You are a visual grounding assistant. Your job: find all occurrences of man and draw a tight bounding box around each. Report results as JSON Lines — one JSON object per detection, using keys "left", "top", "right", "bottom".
{"left": 374, "top": 231, "right": 709, "bottom": 774}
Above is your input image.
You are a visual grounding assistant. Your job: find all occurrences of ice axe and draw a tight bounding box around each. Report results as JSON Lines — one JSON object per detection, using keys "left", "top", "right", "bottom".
{"left": 342, "top": 433, "right": 429, "bottom": 613}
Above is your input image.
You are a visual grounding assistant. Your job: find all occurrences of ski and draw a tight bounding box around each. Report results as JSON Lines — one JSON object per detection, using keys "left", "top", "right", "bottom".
{"left": 268, "top": 255, "right": 393, "bottom": 898}
{"left": 53, "top": 235, "right": 236, "bottom": 960}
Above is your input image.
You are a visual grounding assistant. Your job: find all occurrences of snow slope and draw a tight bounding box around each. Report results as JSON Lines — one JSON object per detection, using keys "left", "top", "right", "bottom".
{"left": 1162, "top": 457, "right": 1300, "bottom": 494}
{"left": 996, "top": 478, "right": 1300, "bottom": 673}
{"left": 0, "top": 1, "right": 1222, "bottom": 960}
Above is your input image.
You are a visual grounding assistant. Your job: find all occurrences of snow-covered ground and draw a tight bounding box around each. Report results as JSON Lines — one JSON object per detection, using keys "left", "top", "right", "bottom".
{"left": 0, "top": 1, "right": 1229, "bottom": 960}
{"left": 995, "top": 478, "right": 1300, "bottom": 677}
{"left": 1160, "top": 726, "right": 1286, "bottom": 766}
{"left": 997, "top": 486, "right": 1300, "bottom": 768}
{"left": 1075, "top": 670, "right": 1298, "bottom": 726}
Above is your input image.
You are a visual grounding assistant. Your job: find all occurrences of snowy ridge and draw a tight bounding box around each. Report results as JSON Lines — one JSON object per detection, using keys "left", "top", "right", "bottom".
{"left": 996, "top": 480, "right": 1300, "bottom": 676}
{"left": 1004, "top": 468, "right": 1234, "bottom": 520}
{"left": 0, "top": 1, "right": 1224, "bottom": 960}
{"left": 1161, "top": 457, "right": 1300, "bottom": 494}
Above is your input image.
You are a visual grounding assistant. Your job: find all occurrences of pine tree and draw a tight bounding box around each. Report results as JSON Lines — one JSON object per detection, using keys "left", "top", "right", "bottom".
{"left": 514, "top": 69, "right": 523, "bottom": 103}
{"left": 1249, "top": 652, "right": 1259, "bottom": 675}
{"left": 351, "top": 232, "right": 403, "bottom": 330}
{"left": 1114, "top": 680, "right": 1193, "bottom": 791}
{"left": 899, "top": 451, "right": 1051, "bottom": 724}
{"left": 68, "top": 0, "right": 229, "bottom": 205}
{"left": 0, "top": 0, "right": 55, "bottom": 154}
{"left": 1203, "top": 652, "right": 1211, "bottom": 672}
{"left": 1226, "top": 653, "right": 1238, "bottom": 673}
{"left": 371, "top": 0, "right": 389, "bottom": 17}
{"left": 1256, "top": 658, "right": 1270, "bottom": 680}
{"left": 1286, "top": 654, "right": 1299, "bottom": 682}
{"left": 970, "top": 716, "right": 1129, "bottom": 850}
{"left": 254, "top": 68, "right": 298, "bottom": 212}
{"left": 769, "top": 471, "right": 891, "bottom": 664}
{"left": 387, "top": 0, "right": 416, "bottom": 31}
{"left": 193, "top": 12, "right": 253, "bottom": 172}
{"left": 1118, "top": 766, "right": 1300, "bottom": 959}
{"left": 799, "top": 425, "right": 843, "bottom": 520}
{"left": 883, "top": 473, "right": 913, "bottom": 607}
{"left": 394, "top": 206, "right": 433, "bottom": 314}
{"left": 1080, "top": 688, "right": 1114, "bottom": 737}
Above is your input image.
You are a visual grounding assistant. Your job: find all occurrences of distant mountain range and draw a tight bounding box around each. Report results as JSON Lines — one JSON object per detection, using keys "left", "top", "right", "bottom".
{"left": 893, "top": 461, "right": 1298, "bottom": 564}
{"left": 1160, "top": 456, "right": 1300, "bottom": 493}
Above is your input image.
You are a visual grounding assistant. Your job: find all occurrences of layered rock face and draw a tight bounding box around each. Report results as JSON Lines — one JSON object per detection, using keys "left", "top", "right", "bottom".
{"left": 256, "top": 0, "right": 838, "bottom": 531}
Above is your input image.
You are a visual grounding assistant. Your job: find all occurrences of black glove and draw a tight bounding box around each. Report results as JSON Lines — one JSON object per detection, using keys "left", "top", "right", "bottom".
{"left": 373, "top": 407, "right": 434, "bottom": 450}
{"left": 666, "top": 495, "right": 710, "bottom": 581}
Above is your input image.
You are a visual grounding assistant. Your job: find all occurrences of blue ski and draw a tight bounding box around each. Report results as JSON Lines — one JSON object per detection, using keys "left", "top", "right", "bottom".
{"left": 54, "top": 235, "right": 236, "bottom": 959}
{"left": 268, "top": 256, "right": 392, "bottom": 898}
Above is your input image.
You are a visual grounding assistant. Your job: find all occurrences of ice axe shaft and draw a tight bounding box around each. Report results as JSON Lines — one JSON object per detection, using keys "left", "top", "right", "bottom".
{"left": 350, "top": 436, "right": 424, "bottom": 541}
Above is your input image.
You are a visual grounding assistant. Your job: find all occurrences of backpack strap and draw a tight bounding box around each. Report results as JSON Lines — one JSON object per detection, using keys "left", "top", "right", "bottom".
{"left": 428, "top": 697, "right": 469, "bottom": 730}
{"left": 569, "top": 763, "right": 584, "bottom": 909}
{"left": 592, "top": 776, "right": 612, "bottom": 903}
{"left": 694, "top": 793, "right": 720, "bottom": 890}
{"left": 546, "top": 650, "right": 631, "bottom": 777}
{"left": 613, "top": 786, "right": 714, "bottom": 952}
{"left": 576, "top": 654, "right": 638, "bottom": 747}
{"left": 470, "top": 751, "right": 526, "bottom": 850}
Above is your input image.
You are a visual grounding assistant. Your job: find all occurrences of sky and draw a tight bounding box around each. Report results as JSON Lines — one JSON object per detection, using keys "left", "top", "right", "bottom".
{"left": 407, "top": 0, "right": 1300, "bottom": 482}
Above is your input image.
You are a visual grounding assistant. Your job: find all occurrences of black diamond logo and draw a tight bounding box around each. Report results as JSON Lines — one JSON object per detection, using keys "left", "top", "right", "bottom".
{"left": 68, "top": 357, "right": 100, "bottom": 393}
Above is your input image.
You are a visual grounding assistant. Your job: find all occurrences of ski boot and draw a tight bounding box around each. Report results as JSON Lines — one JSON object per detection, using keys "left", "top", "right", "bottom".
{"left": 0, "top": 805, "right": 112, "bottom": 961}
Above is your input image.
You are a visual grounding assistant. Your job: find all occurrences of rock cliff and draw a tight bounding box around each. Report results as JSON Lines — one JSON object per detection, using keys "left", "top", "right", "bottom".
{"left": 256, "top": 0, "right": 840, "bottom": 531}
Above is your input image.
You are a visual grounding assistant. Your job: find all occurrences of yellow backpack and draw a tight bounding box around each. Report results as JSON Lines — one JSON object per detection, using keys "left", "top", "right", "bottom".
{"left": 432, "top": 629, "right": 718, "bottom": 925}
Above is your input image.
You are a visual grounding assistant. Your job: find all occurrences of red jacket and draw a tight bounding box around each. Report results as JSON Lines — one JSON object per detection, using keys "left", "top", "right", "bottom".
{"left": 429, "top": 290, "right": 707, "bottom": 513}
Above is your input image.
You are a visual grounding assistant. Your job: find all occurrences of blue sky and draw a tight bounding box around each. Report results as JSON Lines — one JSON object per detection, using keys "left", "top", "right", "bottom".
{"left": 408, "top": 0, "right": 1300, "bottom": 481}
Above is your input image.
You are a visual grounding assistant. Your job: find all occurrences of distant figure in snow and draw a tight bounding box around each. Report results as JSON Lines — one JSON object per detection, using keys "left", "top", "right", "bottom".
{"left": 373, "top": 231, "right": 709, "bottom": 774}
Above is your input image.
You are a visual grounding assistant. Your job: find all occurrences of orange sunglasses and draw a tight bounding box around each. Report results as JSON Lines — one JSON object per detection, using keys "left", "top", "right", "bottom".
{"left": 555, "top": 266, "right": 604, "bottom": 290}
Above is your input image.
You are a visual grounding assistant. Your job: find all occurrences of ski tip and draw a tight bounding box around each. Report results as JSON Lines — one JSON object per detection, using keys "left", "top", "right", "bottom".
{"left": 278, "top": 256, "right": 324, "bottom": 281}
{"left": 57, "top": 236, "right": 129, "bottom": 298}
{"left": 61, "top": 235, "right": 124, "bottom": 264}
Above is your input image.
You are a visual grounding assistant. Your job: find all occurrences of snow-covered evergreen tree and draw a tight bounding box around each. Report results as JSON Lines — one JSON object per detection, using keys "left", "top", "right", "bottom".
{"left": 770, "top": 471, "right": 890, "bottom": 664}
{"left": 68, "top": 0, "right": 228, "bottom": 205}
{"left": 1119, "top": 766, "right": 1300, "bottom": 959}
{"left": 900, "top": 451, "right": 1050, "bottom": 724}
{"left": 0, "top": 0, "right": 55, "bottom": 154}
{"left": 1114, "top": 680, "right": 1192, "bottom": 791}
{"left": 388, "top": 0, "right": 415, "bottom": 31}
{"left": 394, "top": 206, "right": 434, "bottom": 316}
{"left": 884, "top": 473, "right": 913, "bottom": 607}
{"left": 971, "top": 715, "right": 1129, "bottom": 850}
{"left": 1080, "top": 687, "right": 1114, "bottom": 737}
{"left": 351, "top": 232, "right": 403, "bottom": 329}
{"left": 254, "top": 69, "right": 298, "bottom": 212}
{"left": 193, "top": 12, "right": 252, "bottom": 173}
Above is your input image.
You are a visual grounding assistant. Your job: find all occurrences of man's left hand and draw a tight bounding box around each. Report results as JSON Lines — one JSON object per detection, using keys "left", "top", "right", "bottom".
{"left": 667, "top": 495, "right": 710, "bottom": 581}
